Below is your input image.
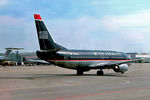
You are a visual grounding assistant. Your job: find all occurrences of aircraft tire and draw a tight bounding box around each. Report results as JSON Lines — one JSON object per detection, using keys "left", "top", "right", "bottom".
{"left": 97, "top": 70, "right": 104, "bottom": 76}
{"left": 77, "top": 70, "right": 83, "bottom": 75}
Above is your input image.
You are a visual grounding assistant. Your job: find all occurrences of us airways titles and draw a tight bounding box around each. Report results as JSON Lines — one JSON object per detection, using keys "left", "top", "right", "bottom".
{"left": 58, "top": 51, "right": 122, "bottom": 56}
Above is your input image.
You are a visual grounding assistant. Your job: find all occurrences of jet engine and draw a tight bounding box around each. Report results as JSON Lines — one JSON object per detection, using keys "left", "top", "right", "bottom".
{"left": 113, "top": 64, "right": 128, "bottom": 73}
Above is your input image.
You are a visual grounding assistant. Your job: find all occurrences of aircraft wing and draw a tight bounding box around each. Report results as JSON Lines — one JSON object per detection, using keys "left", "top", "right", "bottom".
{"left": 25, "top": 59, "right": 49, "bottom": 64}
{"left": 89, "top": 59, "right": 142, "bottom": 69}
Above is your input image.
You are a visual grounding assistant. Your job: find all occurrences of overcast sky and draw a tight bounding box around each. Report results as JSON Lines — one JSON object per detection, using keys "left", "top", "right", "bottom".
{"left": 0, "top": 0, "right": 150, "bottom": 52}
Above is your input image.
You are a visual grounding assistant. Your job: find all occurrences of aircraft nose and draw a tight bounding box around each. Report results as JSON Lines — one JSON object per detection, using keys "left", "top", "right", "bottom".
{"left": 125, "top": 53, "right": 132, "bottom": 60}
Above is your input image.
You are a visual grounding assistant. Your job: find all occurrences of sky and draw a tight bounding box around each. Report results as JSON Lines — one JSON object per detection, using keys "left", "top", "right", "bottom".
{"left": 0, "top": 0, "right": 150, "bottom": 53}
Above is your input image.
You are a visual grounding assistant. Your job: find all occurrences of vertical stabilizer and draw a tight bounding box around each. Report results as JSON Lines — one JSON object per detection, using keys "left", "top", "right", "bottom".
{"left": 34, "top": 14, "right": 66, "bottom": 50}
{"left": 4, "top": 49, "right": 12, "bottom": 57}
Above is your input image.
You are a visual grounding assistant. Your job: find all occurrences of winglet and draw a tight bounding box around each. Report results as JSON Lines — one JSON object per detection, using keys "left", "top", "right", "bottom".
{"left": 34, "top": 14, "right": 42, "bottom": 20}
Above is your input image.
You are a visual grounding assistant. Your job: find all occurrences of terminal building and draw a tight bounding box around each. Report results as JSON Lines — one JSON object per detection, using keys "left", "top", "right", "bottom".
{"left": 127, "top": 53, "right": 150, "bottom": 63}
{"left": 126, "top": 53, "right": 137, "bottom": 60}
{"left": 136, "top": 53, "right": 150, "bottom": 59}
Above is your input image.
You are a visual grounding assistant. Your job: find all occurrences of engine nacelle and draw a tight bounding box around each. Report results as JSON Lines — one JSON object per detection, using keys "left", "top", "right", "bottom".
{"left": 113, "top": 64, "right": 128, "bottom": 73}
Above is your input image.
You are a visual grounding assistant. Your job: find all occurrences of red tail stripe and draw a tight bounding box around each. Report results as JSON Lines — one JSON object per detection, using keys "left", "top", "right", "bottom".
{"left": 34, "top": 14, "right": 42, "bottom": 20}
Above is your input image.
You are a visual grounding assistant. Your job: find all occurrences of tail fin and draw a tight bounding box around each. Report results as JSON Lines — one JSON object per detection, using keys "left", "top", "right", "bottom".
{"left": 4, "top": 49, "right": 12, "bottom": 57}
{"left": 4, "top": 48, "right": 24, "bottom": 57}
{"left": 34, "top": 14, "right": 66, "bottom": 50}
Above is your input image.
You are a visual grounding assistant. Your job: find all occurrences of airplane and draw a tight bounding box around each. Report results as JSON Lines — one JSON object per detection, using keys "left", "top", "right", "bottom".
{"left": 0, "top": 48, "right": 12, "bottom": 61}
{"left": 0, "top": 48, "right": 49, "bottom": 66}
{"left": 0, "top": 48, "right": 23, "bottom": 66}
{"left": 34, "top": 14, "right": 137, "bottom": 75}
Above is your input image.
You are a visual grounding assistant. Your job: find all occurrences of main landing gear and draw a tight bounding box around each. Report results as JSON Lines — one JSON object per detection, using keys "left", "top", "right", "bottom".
{"left": 77, "top": 70, "right": 84, "bottom": 75}
{"left": 97, "top": 70, "right": 104, "bottom": 76}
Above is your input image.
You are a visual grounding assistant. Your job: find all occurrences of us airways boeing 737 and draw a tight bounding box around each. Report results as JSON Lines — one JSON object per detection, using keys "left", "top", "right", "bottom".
{"left": 34, "top": 14, "right": 136, "bottom": 75}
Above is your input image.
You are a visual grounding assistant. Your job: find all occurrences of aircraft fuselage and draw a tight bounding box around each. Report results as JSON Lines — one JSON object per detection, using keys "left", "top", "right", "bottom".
{"left": 37, "top": 50, "right": 131, "bottom": 70}
{"left": 34, "top": 14, "right": 133, "bottom": 75}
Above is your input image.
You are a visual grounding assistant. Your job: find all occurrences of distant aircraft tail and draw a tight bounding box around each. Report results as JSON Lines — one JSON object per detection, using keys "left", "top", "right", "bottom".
{"left": 4, "top": 49, "right": 12, "bottom": 57}
{"left": 4, "top": 48, "right": 24, "bottom": 57}
{"left": 34, "top": 14, "right": 66, "bottom": 50}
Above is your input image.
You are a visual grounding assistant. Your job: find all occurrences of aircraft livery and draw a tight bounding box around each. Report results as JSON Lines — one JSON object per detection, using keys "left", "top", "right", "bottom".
{"left": 34, "top": 14, "right": 136, "bottom": 75}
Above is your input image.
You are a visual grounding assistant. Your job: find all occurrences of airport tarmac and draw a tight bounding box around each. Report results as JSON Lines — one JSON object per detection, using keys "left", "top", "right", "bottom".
{"left": 0, "top": 63, "right": 150, "bottom": 100}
